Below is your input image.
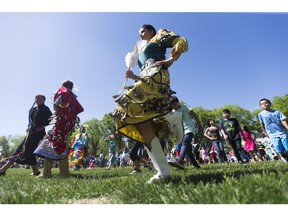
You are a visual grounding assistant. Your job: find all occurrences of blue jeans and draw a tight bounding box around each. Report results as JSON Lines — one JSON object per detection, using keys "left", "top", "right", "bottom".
{"left": 179, "top": 133, "right": 200, "bottom": 167}
{"left": 212, "top": 140, "right": 226, "bottom": 163}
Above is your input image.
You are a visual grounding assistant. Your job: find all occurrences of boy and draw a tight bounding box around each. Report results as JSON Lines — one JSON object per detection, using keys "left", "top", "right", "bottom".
{"left": 220, "top": 109, "right": 248, "bottom": 164}
{"left": 168, "top": 96, "right": 203, "bottom": 169}
{"left": 258, "top": 98, "right": 288, "bottom": 161}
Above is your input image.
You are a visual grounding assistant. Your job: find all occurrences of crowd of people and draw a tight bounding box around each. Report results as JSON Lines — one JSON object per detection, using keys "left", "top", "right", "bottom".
{"left": 1, "top": 24, "right": 288, "bottom": 185}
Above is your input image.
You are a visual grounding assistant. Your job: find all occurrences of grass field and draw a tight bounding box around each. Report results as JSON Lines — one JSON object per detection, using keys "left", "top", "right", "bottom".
{"left": 0, "top": 160, "right": 288, "bottom": 204}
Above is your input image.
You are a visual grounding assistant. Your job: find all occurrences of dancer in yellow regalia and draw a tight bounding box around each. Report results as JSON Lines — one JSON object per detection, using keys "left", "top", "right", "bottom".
{"left": 112, "top": 24, "right": 188, "bottom": 183}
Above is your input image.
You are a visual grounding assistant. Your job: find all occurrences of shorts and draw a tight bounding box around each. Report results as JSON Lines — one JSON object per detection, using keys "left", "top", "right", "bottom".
{"left": 270, "top": 136, "right": 288, "bottom": 153}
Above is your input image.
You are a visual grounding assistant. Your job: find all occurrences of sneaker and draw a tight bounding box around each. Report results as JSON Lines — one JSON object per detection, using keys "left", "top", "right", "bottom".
{"left": 36, "top": 173, "right": 52, "bottom": 178}
{"left": 280, "top": 156, "right": 288, "bottom": 163}
{"left": 193, "top": 164, "right": 201, "bottom": 169}
{"left": 147, "top": 174, "right": 170, "bottom": 184}
{"left": 36, "top": 173, "right": 44, "bottom": 178}
{"left": 130, "top": 169, "right": 141, "bottom": 175}
{"left": 30, "top": 172, "right": 41, "bottom": 176}
{"left": 168, "top": 159, "right": 185, "bottom": 170}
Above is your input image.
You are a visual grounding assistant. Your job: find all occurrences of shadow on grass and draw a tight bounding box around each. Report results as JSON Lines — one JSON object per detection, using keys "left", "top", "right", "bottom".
{"left": 169, "top": 164, "right": 288, "bottom": 185}
{"left": 68, "top": 171, "right": 130, "bottom": 180}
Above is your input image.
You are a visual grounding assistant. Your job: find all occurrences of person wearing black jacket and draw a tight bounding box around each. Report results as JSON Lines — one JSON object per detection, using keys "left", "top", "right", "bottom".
{"left": 0, "top": 94, "right": 52, "bottom": 176}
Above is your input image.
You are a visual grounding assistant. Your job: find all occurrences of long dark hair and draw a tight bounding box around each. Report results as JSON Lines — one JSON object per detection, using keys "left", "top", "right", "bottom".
{"left": 242, "top": 125, "right": 250, "bottom": 132}
{"left": 206, "top": 118, "right": 214, "bottom": 127}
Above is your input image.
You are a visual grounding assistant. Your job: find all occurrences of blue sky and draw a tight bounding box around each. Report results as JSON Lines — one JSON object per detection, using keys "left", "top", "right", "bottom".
{"left": 0, "top": 5, "right": 288, "bottom": 137}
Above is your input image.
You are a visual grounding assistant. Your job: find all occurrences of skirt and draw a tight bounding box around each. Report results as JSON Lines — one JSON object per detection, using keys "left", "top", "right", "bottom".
{"left": 244, "top": 139, "right": 256, "bottom": 152}
{"left": 112, "top": 66, "right": 174, "bottom": 143}
{"left": 10, "top": 130, "right": 46, "bottom": 165}
{"left": 34, "top": 138, "right": 68, "bottom": 160}
{"left": 33, "top": 114, "right": 77, "bottom": 160}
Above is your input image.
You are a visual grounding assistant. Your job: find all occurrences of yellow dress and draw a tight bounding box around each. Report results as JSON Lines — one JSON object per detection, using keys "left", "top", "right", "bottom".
{"left": 112, "top": 29, "right": 188, "bottom": 143}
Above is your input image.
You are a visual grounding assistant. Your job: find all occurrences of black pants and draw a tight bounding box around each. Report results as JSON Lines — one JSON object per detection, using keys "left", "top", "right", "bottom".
{"left": 229, "top": 139, "right": 246, "bottom": 162}
{"left": 129, "top": 141, "right": 144, "bottom": 162}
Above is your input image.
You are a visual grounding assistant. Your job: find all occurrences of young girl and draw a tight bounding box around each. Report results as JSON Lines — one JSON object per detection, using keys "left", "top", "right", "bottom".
{"left": 241, "top": 125, "right": 260, "bottom": 162}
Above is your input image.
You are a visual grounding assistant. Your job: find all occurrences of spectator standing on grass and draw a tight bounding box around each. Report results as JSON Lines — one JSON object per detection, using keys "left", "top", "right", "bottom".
{"left": 258, "top": 98, "right": 288, "bottom": 162}
{"left": 204, "top": 118, "right": 227, "bottom": 165}
{"left": 99, "top": 151, "right": 105, "bottom": 167}
{"left": 104, "top": 135, "right": 117, "bottom": 170}
{"left": 220, "top": 109, "right": 248, "bottom": 164}
{"left": 168, "top": 96, "right": 203, "bottom": 170}
{"left": 256, "top": 142, "right": 268, "bottom": 161}
{"left": 240, "top": 125, "right": 261, "bottom": 162}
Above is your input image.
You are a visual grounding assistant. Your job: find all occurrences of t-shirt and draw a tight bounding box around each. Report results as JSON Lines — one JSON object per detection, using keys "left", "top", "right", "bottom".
{"left": 258, "top": 109, "right": 288, "bottom": 138}
{"left": 108, "top": 141, "right": 116, "bottom": 153}
{"left": 220, "top": 118, "right": 241, "bottom": 141}
{"left": 176, "top": 103, "right": 197, "bottom": 135}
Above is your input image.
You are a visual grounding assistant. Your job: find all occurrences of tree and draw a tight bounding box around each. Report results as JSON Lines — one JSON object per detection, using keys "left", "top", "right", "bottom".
{"left": 98, "top": 114, "right": 126, "bottom": 154}
{"left": 84, "top": 118, "right": 106, "bottom": 156}
{"left": 271, "top": 94, "right": 288, "bottom": 117}
{"left": 10, "top": 135, "right": 25, "bottom": 153}
{"left": 0, "top": 136, "right": 11, "bottom": 158}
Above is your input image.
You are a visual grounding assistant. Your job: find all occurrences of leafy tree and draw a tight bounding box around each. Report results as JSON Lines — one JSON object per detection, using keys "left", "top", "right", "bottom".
{"left": 98, "top": 114, "right": 126, "bottom": 154}
{"left": 84, "top": 118, "right": 106, "bottom": 156}
{"left": 251, "top": 109, "right": 263, "bottom": 135}
{"left": 271, "top": 94, "right": 288, "bottom": 117}
{"left": 0, "top": 136, "right": 11, "bottom": 158}
{"left": 10, "top": 135, "right": 25, "bottom": 153}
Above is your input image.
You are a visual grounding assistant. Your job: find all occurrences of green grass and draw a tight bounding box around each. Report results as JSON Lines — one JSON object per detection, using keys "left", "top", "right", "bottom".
{"left": 0, "top": 161, "right": 288, "bottom": 204}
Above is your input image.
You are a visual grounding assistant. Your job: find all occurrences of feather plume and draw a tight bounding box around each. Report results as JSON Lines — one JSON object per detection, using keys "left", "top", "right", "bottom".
{"left": 124, "top": 40, "right": 147, "bottom": 69}
{"left": 125, "top": 51, "right": 138, "bottom": 69}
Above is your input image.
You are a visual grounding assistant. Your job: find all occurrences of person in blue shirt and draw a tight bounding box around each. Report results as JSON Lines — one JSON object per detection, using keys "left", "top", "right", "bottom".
{"left": 258, "top": 98, "right": 288, "bottom": 162}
